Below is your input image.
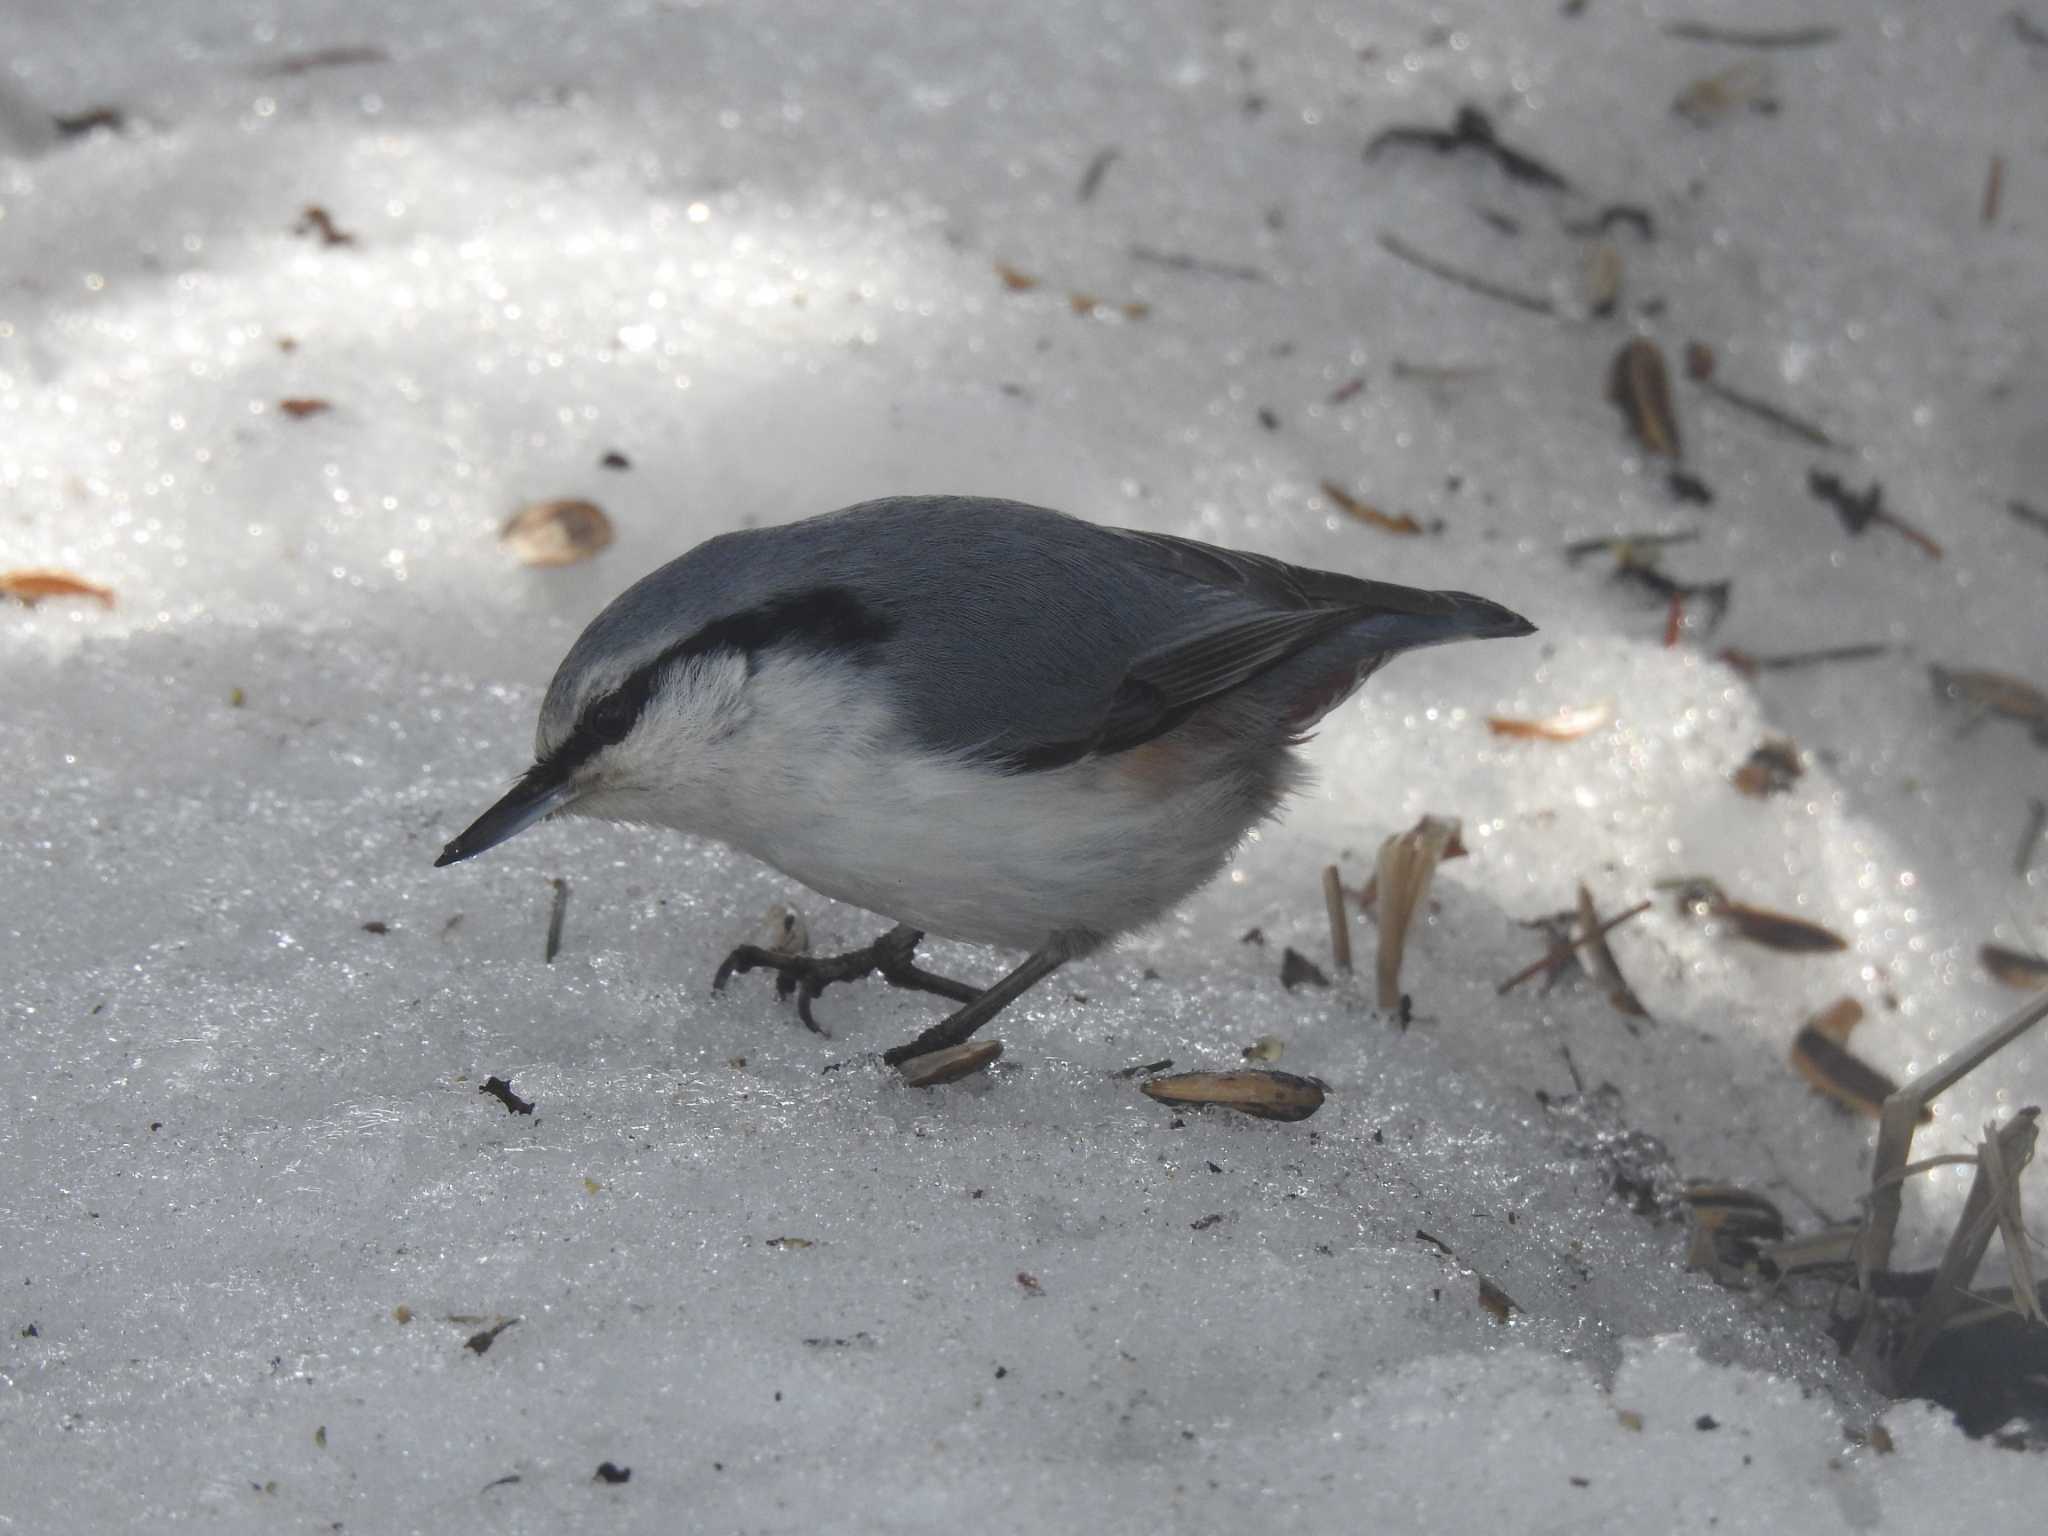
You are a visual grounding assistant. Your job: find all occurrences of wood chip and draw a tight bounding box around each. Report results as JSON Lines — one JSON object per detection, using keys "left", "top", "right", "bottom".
{"left": 1374, "top": 815, "right": 1462, "bottom": 1008}
{"left": 1607, "top": 338, "right": 1682, "bottom": 459}
{"left": 1981, "top": 944, "right": 2048, "bottom": 991}
{"left": 1322, "top": 864, "right": 1352, "bottom": 972}
{"left": 897, "top": 1038, "right": 1002, "bottom": 1087}
{"left": 1486, "top": 702, "right": 1611, "bottom": 741}
{"left": 1140, "top": 1069, "right": 1327, "bottom": 1122}
{"left": 0, "top": 569, "right": 115, "bottom": 608}
{"left": 278, "top": 397, "right": 333, "bottom": 419}
{"left": 500, "top": 498, "right": 615, "bottom": 567}
{"left": 1321, "top": 480, "right": 1425, "bottom": 535}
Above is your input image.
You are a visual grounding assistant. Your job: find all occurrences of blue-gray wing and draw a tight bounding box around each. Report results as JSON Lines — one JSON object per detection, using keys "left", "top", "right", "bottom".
{"left": 931, "top": 513, "right": 1531, "bottom": 770}
{"left": 609, "top": 496, "right": 1532, "bottom": 772}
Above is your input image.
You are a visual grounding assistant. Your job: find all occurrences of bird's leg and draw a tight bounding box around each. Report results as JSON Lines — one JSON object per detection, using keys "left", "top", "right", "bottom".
{"left": 712, "top": 924, "right": 980, "bottom": 1035}
{"left": 881, "top": 943, "right": 1071, "bottom": 1066}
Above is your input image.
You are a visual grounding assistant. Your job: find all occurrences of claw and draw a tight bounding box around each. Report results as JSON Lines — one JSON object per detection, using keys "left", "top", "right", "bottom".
{"left": 709, "top": 924, "right": 981, "bottom": 1038}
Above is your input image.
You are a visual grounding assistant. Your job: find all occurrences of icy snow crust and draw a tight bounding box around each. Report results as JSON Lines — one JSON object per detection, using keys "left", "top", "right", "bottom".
{"left": 3, "top": 0, "right": 2045, "bottom": 1529}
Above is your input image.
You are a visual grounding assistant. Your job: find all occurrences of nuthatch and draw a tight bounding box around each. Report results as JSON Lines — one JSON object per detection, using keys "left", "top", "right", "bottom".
{"left": 438, "top": 496, "right": 1533, "bottom": 1066}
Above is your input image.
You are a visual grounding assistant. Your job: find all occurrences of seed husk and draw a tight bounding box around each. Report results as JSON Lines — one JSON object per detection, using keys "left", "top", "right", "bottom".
{"left": 500, "top": 498, "right": 615, "bottom": 567}
{"left": 1981, "top": 944, "right": 2048, "bottom": 991}
{"left": 1140, "top": 1069, "right": 1327, "bottom": 1122}
{"left": 897, "top": 1038, "right": 1003, "bottom": 1087}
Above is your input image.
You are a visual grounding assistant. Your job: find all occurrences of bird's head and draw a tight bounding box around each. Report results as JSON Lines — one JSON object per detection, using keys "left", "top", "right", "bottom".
{"left": 434, "top": 560, "right": 895, "bottom": 867}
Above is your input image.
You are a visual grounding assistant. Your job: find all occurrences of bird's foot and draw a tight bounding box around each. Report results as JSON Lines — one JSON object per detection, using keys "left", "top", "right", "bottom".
{"left": 712, "top": 924, "right": 981, "bottom": 1036}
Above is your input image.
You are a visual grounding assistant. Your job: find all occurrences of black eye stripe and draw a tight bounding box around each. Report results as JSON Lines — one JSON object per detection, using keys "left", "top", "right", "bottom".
{"left": 545, "top": 585, "right": 895, "bottom": 772}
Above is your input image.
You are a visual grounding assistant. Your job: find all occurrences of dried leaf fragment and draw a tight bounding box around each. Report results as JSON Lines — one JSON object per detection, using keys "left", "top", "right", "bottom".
{"left": 994, "top": 262, "right": 1040, "bottom": 292}
{"left": 1673, "top": 60, "right": 1777, "bottom": 124}
{"left": 278, "top": 397, "right": 332, "bottom": 419}
{"left": 1930, "top": 665, "right": 2048, "bottom": 743}
{"left": 1581, "top": 240, "right": 1623, "bottom": 317}
{"left": 479, "top": 1075, "right": 534, "bottom": 1115}
{"left": 1374, "top": 814, "right": 1461, "bottom": 1009}
{"left": 1477, "top": 1277, "right": 1520, "bottom": 1324}
{"left": 897, "top": 1038, "right": 1002, "bottom": 1087}
{"left": 293, "top": 205, "right": 356, "bottom": 247}
{"left": 1607, "top": 338, "right": 1682, "bottom": 459}
{"left": 500, "top": 498, "right": 615, "bottom": 567}
{"left": 1731, "top": 737, "right": 1804, "bottom": 798}
{"left": 462, "top": 1316, "right": 520, "bottom": 1355}
{"left": 1981, "top": 943, "right": 2048, "bottom": 991}
{"left": 1486, "top": 702, "right": 1611, "bottom": 742}
{"left": 1140, "top": 1069, "right": 1327, "bottom": 1123}
{"left": 1321, "top": 480, "right": 1424, "bottom": 535}
{"left": 1279, "top": 947, "right": 1330, "bottom": 991}
{"left": 0, "top": 569, "right": 115, "bottom": 608}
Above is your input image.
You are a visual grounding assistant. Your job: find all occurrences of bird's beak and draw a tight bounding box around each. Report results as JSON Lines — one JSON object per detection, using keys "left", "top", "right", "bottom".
{"left": 435, "top": 770, "right": 581, "bottom": 867}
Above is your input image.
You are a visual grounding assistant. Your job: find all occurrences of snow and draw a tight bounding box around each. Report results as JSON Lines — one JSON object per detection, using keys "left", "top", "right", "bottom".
{"left": 4, "top": 0, "right": 2046, "bottom": 1528}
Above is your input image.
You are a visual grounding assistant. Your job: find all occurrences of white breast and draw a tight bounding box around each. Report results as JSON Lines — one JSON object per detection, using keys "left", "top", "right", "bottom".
{"left": 689, "top": 653, "right": 1295, "bottom": 951}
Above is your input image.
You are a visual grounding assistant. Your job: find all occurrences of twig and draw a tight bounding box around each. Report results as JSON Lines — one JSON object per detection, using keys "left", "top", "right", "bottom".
{"left": 1718, "top": 642, "right": 1888, "bottom": 677}
{"left": 1323, "top": 864, "right": 1353, "bottom": 973}
{"left": 1497, "top": 900, "right": 1652, "bottom": 995}
{"left": 1862, "top": 1153, "right": 1984, "bottom": 1197}
{"left": 1365, "top": 105, "right": 1572, "bottom": 190}
{"left": 1377, "top": 232, "right": 1556, "bottom": 316}
{"left": 255, "top": 45, "right": 390, "bottom": 77}
{"left": 1854, "top": 990, "right": 2048, "bottom": 1342}
{"left": 544, "top": 877, "right": 570, "bottom": 964}
{"left": 1077, "top": 148, "right": 1119, "bottom": 203}
{"left": 1807, "top": 470, "right": 1943, "bottom": 559}
{"left": 1983, "top": 154, "right": 2006, "bottom": 226}
{"left": 1563, "top": 530, "right": 1699, "bottom": 564}
{"left": 1129, "top": 245, "right": 1267, "bottom": 282}
{"left": 1692, "top": 376, "right": 1841, "bottom": 448}
{"left": 1662, "top": 21, "right": 1840, "bottom": 47}
{"left": 1983, "top": 1118, "right": 2042, "bottom": 1324}
{"left": 1894, "top": 1111, "right": 2039, "bottom": 1386}
{"left": 2018, "top": 797, "right": 2048, "bottom": 879}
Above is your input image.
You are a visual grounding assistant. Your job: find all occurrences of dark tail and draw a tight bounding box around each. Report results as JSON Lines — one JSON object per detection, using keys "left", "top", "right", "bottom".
{"left": 1349, "top": 589, "right": 1535, "bottom": 652}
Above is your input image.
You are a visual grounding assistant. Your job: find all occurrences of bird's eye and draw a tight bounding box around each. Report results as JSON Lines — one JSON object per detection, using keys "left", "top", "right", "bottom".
{"left": 584, "top": 688, "right": 641, "bottom": 745}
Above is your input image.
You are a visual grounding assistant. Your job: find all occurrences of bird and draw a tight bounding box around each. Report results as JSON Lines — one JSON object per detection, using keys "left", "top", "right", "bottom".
{"left": 436, "top": 495, "right": 1534, "bottom": 1068}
